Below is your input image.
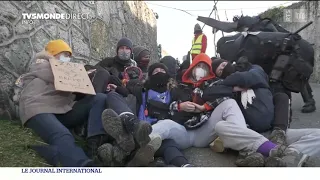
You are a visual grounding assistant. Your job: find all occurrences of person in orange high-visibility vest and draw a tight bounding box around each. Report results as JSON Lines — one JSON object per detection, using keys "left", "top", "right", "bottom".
{"left": 190, "top": 23, "right": 207, "bottom": 60}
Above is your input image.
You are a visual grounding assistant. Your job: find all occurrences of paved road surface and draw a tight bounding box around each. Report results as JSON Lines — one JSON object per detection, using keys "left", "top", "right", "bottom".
{"left": 184, "top": 83, "right": 320, "bottom": 167}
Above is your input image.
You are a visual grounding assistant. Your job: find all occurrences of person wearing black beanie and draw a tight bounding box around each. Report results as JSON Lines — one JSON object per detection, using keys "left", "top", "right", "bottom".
{"left": 133, "top": 46, "right": 151, "bottom": 74}
{"left": 211, "top": 58, "right": 236, "bottom": 79}
{"left": 145, "top": 63, "right": 170, "bottom": 93}
{"left": 95, "top": 37, "right": 137, "bottom": 80}
{"left": 160, "top": 56, "right": 179, "bottom": 79}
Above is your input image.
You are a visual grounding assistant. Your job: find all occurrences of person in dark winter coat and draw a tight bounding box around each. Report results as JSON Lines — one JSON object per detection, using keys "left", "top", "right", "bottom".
{"left": 95, "top": 37, "right": 137, "bottom": 79}
{"left": 132, "top": 46, "right": 150, "bottom": 78}
{"left": 211, "top": 57, "right": 274, "bottom": 133}
{"left": 209, "top": 56, "right": 320, "bottom": 167}
{"left": 160, "top": 56, "right": 179, "bottom": 79}
{"left": 211, "top": 57, "right": 290, "bottom": 145}
{"left": 85, "top": 37, "right": 138, "bottom": 98}
{"left": 125, "top": 62, "right": 194, "bottom": 167}
{"left": 146, "top": 54, "right": 320, "bottom": 167}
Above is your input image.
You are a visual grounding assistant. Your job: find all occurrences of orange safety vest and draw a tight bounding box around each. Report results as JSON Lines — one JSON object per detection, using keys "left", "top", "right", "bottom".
{"left": 191, "top": 34, "right": 203, "bottom": 54}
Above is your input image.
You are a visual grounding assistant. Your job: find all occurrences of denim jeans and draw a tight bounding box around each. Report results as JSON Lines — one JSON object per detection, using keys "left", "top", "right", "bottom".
{"left": 106, "top": 91, "right": 133, "bottom": 114}
{"left": 26, "top": 93, "right": 108, "bottom": 167}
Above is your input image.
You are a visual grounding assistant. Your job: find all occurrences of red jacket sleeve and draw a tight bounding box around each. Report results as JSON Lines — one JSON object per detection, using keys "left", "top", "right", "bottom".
{"left": 201, "top": 34, "right": 207, "bottom": 53}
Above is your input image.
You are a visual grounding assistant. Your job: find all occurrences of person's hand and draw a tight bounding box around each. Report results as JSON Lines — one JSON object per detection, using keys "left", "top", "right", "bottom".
{"left": 233, "top": 86, "right": 247, "bottom": 92}
{"left": 107, "top": 84, "right": 117, "bottom": 91}
{"left": 180, "top": 101, "right": 195, "bottom": 112}
{"left": 192, "top": 103, "right": 206, "bottom": 113}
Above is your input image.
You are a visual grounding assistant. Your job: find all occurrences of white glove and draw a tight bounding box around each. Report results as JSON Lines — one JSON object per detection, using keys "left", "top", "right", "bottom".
{"left": 241, "top": 90, "right": 248, "bottom": 109}
{"left": 247, "top": 89, "right": 256, "bottom": 105}
{"left": 241, "top": 89, "right": 256, "bottom": 109}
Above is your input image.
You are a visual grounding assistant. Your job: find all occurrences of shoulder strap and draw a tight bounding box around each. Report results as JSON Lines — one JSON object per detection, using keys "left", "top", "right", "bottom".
{"left": 144, "top": 89, "right": 149, "bottom": 110}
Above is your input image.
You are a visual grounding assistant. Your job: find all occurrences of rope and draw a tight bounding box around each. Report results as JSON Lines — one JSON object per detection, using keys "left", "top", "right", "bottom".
{"left": 146, "top": 2, "right": 293, "bottom": 12}
{"left": 213, "top": 1, "right": 218, "bottom": 56}
{"left": 201, "top": 1, "right": 217, "bottom": 30}
{"left": 225, "top": 10, "right": 228, "bottom": 21}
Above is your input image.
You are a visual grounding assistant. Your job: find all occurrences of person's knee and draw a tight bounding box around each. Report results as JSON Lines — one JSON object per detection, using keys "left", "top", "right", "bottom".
{"left": 159, "top": 119, "right": 181, "bottom": 129}
{"left": 97, "top": 69, "right": 110, "bottom": 77}
{"left": 273, "top": 92, "right": 289, "bottom": 103}
{"left": 91, "top": 93, "right": 108, "bottom": 104}
{"left": 106, "top": 91, "right": 121, "bottom": 99}
{"left": 225, "top": 99, "right": 238, "bottom": 106}
{"left": 214, "top": 121, "right": 226, "bottom": 134}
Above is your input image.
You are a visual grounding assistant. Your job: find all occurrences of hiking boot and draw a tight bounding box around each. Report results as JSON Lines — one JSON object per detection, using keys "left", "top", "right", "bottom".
{"left": 86, "top": 135, "right": 110, "bottom": 159}
{"left": 120, "top": 112, "right": 152, "bottom": 147}
{"left": 148, "top": 134, "right": 162, "bottom": 153}
{"left": 126, "top": 144, "right": 155, "bottom": 167}
{"left": 97, "top": 143, "right": 128, "bottom": 167}
{"left": 269, "top": 128, "right": 287, "bottom": 145}
{"left": 235, "top": 152, "right": 265, "bottom": 167}
{"left": 301, "top": 102, "right": 316, "bottom": 113}
{"left": 265, "top": 148, "right": 309, "bottom": 167}
{"left": 101, "top": 109, "right": 135, "bottom": 152}
{"left": 126, "top": 134, "right": 162, "bottom": 167}
{"left": 209, "top": 137, "right": 224, "bottom": 153}
{"left": 269, "top": 144, "right": 287, "bottom": 158}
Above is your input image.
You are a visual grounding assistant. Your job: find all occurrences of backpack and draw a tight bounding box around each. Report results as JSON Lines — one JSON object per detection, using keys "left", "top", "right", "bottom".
{"left": 138, "top": 89, "right": 172, "bottom": 124}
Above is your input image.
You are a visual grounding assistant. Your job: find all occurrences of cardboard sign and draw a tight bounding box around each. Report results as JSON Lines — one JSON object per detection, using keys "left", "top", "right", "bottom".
{"left": 49, "top": 59, "right": 96, "bottom": 95}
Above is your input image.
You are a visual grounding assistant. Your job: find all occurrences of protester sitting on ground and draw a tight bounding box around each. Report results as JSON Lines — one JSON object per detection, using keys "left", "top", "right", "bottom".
{"left": 18, "top": 39, "right": 111, "bottom": 167}
{"left": 160, "top": 56, "right": 180, "bottom": 79}
{"left": 124, "top": 62, "right": 194, "bottom": 167}
{"left": 94, "top": 90, "right": 156, "bottom": 167}
{"left": 211, "top": 57, "right": 276, "bottom": 133}
{"left": 210, "top": 56, "right": 320, "bottom": 167}
{"left": 211, "top": 57, "right": 288, "bottom": 144}
{"left": 95, "top": 37, "right": 137, "bottom": 79}
{"left": 83, "top": 65, "right": 129, "bottom": 98}
{"left": 146, "top": 53, "right": 320, "bottom": 167}
{"left": 132, "top": 45, "right": 151, "bottom": 79}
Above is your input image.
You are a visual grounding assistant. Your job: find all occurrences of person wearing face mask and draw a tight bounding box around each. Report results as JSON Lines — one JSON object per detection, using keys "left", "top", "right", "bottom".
{"left": 148, "top": 54, "right": 233, "bottom": 149}
{"left": 18, "top": 39, "right": 113, "bottom": 167}
{"left": 95, "top": 37, "right": 137, "bottom": 80}
{"left": 90, "top": 38, "right": 136, "bottom": 99}
{"left": 211, "top": 57, "right": 276, "bottom": 134}
{"left": 101, "top": 63, "right": 194, "bottom": 167}
{"left": 208, "top": 56, "right": 320, "bottom": 167}
{"left": 132, "top": 46, "right": 151, "bottom": 79}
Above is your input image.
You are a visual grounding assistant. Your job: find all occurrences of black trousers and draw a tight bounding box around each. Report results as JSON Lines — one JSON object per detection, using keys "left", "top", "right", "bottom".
{"left": 155, "top": 139, "right": 189, "bottom": 167}
{"left": 269, "top": 82, "right": 292, "bottom": 129}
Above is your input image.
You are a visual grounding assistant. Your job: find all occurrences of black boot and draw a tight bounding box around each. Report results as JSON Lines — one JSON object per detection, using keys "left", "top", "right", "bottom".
{"left": 120, "top": 112, "right": 152, "bottom": 148}
{"left": 101, "top": 109, "right": 136, "bottom": 153}
{"left": 301, "top": 83, "right": 316, "bottom": 113}
{"left": 86, "top": 135, "right": 110, "bottom": 159}
{"left": 97, "top": 143, "right": 129, "bottom": 167}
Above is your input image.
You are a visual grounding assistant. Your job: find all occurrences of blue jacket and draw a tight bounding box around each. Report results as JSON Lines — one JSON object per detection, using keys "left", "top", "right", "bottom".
{"left": 222, "top": 65, "right": 274, "bottom": 133}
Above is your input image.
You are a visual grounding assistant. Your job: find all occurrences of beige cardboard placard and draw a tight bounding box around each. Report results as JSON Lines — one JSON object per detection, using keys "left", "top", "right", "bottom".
{"left": 49, "top": 59, "right": 96, "bottom": 95}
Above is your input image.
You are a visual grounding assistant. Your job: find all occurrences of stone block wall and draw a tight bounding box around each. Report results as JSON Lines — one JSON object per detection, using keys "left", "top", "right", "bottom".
{"left": 0, "top": 1, "right": 157, "bottom": 119}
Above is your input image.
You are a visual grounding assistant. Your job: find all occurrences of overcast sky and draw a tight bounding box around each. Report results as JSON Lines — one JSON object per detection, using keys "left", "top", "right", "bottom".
{"left": 145, "top": 1, "right": 299, "bottom": 61}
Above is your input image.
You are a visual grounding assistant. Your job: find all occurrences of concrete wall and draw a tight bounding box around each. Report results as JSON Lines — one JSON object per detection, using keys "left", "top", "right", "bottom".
{"left": 0, "top": 1, "right": 157, "bottom": 119}
{"left": 277, "top": 1, "right": 320, "bottom": 83}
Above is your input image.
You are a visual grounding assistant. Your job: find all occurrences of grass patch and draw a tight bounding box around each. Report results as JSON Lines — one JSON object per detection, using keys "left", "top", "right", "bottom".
{"left": 0, "top": 120, "right": 47, "bottom": 167}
